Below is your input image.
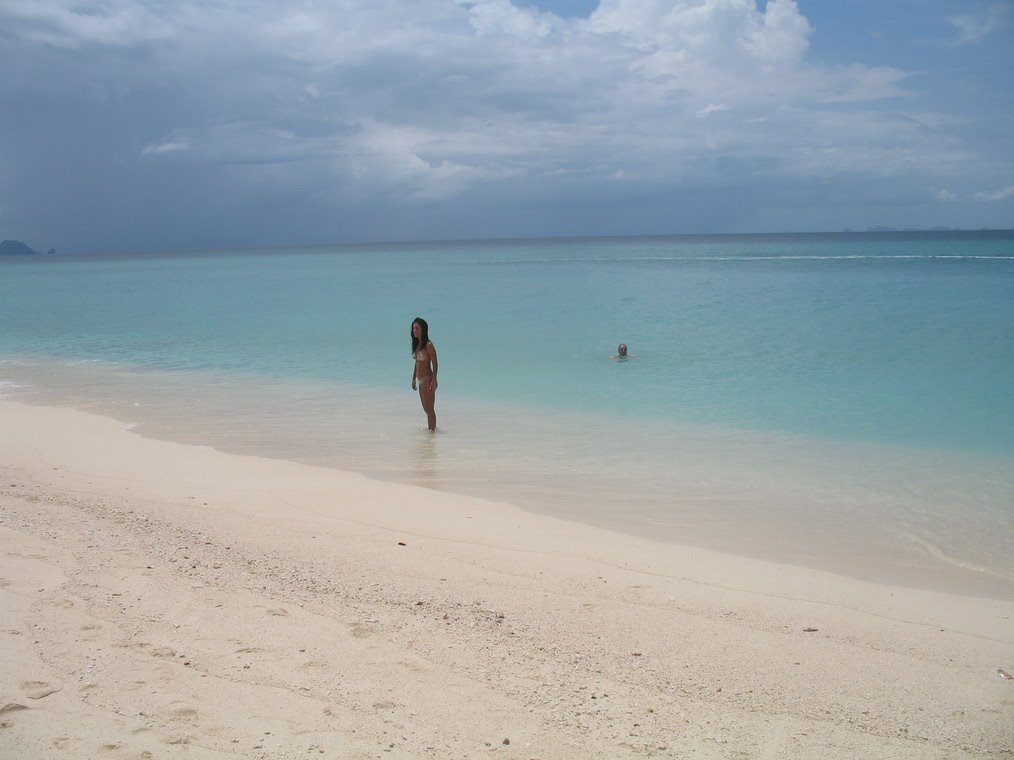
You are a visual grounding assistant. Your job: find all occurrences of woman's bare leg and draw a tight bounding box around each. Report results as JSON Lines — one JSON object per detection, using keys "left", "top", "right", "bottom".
{"left": 419, "top": 383, "right": 436, "bottom": 431}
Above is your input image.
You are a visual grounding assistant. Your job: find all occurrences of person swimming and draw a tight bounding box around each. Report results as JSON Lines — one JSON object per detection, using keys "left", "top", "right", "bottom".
{"left": 611, "top": 343, "right": 632, "bottom": 361}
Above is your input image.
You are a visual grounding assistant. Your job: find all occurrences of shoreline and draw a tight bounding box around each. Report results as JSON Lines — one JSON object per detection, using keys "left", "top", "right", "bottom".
{"left": 3, "top": 358, "right": 1012, "bottom": 601}
{"left": 1, "top": 400, "right": 1012, "bottom": 758}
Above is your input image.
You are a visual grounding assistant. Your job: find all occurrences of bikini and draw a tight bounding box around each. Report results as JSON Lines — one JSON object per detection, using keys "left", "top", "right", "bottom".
{"left": 415, "top": 347, "right": 432, "bottom": 385}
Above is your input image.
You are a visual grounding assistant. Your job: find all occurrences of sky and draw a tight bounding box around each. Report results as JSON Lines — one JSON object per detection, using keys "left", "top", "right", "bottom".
{"left": 1, "top": 0, "right": 1012, "bottom": 253}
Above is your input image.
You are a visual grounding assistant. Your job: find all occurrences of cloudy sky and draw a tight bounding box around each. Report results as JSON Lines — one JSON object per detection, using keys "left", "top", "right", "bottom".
{"left": 1, "top": 0, "right": 1012, "bottom": 253}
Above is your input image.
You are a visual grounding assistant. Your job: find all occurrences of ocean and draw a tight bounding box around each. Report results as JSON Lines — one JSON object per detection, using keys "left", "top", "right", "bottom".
{"left": 2, "top": 232, "right": 1012, "bottom": 596}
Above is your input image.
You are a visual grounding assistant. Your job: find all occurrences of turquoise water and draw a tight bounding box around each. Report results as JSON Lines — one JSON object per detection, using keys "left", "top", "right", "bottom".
{"left": 2, "top": 232, "right": 1012, "bottom": 595}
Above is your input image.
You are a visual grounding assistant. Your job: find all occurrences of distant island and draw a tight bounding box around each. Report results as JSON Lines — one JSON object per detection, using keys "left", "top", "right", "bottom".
{"left": 0, "top": 239, "right": 56, "bottom": 255}
{"left": 842, "top": 226, "right": 983, "bottom": 233}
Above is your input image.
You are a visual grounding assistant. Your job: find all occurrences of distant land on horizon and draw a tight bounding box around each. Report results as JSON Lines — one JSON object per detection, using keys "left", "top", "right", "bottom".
{"left": 0, "top": 239, "right": 56, "bottom": 256}
{"left": 4, "top": 227, "right": 1012, "bottom": 257}
{"left": 842, "top": 226, "right": 1002, "bottom": 233}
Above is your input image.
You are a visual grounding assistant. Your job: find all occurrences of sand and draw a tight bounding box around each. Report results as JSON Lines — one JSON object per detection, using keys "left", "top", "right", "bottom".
{"left": 0, "top": 400, "right": 1011, "bottom": 759}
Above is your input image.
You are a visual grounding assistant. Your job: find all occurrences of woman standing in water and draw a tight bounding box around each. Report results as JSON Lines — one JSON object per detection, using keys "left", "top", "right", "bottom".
{"left": 410, "top": 317, "right": 438, "bottom": 431}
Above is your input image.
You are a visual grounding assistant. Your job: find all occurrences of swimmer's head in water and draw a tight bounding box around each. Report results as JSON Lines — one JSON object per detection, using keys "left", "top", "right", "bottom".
{"left": 617, "top": 344, "right": 627, "bottom": 355}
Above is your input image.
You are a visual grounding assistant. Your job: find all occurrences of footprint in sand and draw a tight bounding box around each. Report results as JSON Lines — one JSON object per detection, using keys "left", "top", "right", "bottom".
{"left": 22, "top": 681, "right": 61, "bottom": 699}
{"left": 0, "top": 704, "right": 28, "bottom": 715}
{"left": 114, "top": 641, "right": 151, "bottom": 652}
{"left": 351, "top": 625, "right": 375, "bottom": 639}
{"left": 150, "top": 647, "right": 177, "bottom": 658}
{"left": 0, "top": 578, "right": 11, "bottom": 589}
{"left": 266, "top": 608, "right": 288, "bottom": 616}
{"left": 50, "top": 598, "right": 74, "bottom": 609}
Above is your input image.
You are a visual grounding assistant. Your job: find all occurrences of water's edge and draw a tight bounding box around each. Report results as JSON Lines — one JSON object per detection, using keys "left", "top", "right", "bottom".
{"left": 4, "top": 357, "right": 1011, "bottom": 601}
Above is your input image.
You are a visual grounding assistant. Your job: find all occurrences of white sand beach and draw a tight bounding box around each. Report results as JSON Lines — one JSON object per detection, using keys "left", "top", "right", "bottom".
{"left": 1, "top": 400, "right": 1011, "bottom": 759}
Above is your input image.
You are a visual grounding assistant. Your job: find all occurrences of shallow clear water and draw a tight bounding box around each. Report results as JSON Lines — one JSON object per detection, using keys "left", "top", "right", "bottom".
{"left": 2, "top": 232, "right": 1012, "bottom": 596}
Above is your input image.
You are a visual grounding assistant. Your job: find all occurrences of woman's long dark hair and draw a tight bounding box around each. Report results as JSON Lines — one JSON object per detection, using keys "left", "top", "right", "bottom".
{"left": 411, "top": 317, "right": 430, "bottom": 355}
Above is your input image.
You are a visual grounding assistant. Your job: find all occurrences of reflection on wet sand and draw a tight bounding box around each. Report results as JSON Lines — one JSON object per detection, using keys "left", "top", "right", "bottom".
{"left": 411, "top": 430, "right": 439, "bottom": 486}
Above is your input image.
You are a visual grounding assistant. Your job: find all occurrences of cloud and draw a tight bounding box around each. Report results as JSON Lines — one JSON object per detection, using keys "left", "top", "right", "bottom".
{"left": 813, "top": 64, "right": 910, "bottom": 103}
{"left": 1, "top": 0, "right": 175, "bottom": 49}
{"left": 696, "top": 103, "right": 728, "bottom": 118}
{"left": 459, "top": 0, "right": 555, "bottom": 37}
{"left": 935, "top": 189, "right": 957, "bottom": 201}
{"left": 975, "top": 185, "right": 1014, "bottom": 202}
{"left": 142, "top": 140, "right": 189, "bottom": 156}
{"left": 0, "top": 0, "right": 1008, "bottom": 250}
{"left": 343, "top": 121, "right": 494, "bottom": 202}
{"left": 584, "top": 0, "right": 811, "bottom": 66}
{"left": 740, "top": 0, "right": 812, "bottom": 62}
{"left": 948, "top": 2, "right": 1011, "bottom": 46}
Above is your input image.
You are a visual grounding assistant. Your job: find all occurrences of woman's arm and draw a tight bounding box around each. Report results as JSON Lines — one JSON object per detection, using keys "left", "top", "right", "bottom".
{"left": 428, "top": 343, "right": 438, "bottom": 388}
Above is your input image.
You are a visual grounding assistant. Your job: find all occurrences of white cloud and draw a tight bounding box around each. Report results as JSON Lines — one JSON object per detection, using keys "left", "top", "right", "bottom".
{"left": 343, "top": 121, "right": 492, "bottom": 201}
{"left": 813, "top": 64, "right": 910, "bottom": 103}
{"left": 459, "top": 0, "right": 555, "bottom": 37}
{"left": 584, "top": 0, "right": 811, "bottom": 66}
{"left": 948, "top": 3, "right": 1011, "bottom": 46}
{"left": 935, "top": 189, "right": 957, "bottom": 201}
{"left": 0, "top": 0, "right": 1001, "bottom": 231}
{"left": 696, "top": 103, "right": 728, "bottom": 118}
{"left": 975, "top": 185, "right": 1014, "bottom": 202}
{"left": 1, "top": 0, "right": 175, "bottom": 49}
{"left": 142, "top": 140, "right": 189, "bottom": 156}
{"left": 740, "top": 0, "right": 811, "bottom": 63}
